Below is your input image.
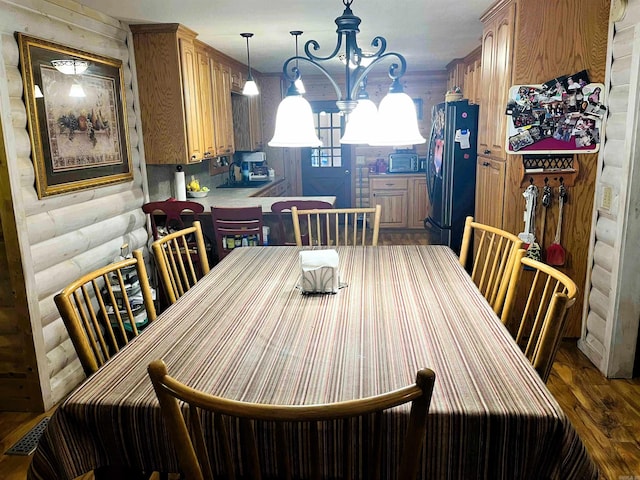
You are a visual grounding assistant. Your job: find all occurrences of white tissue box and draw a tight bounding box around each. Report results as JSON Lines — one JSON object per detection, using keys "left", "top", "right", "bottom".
{"left": 299, "top": 249, "right": 340, "bottom": 294}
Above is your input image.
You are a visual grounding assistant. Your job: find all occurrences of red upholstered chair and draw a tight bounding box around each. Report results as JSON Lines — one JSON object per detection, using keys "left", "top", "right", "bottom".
{"left": 270, "top": 200, "right": 334, "bottom": 245}
{"left": 142, "top": 200, "right": 205, "bottom": 240}
{"left": 211, "top": 206, "right": 264, "bottom": 261}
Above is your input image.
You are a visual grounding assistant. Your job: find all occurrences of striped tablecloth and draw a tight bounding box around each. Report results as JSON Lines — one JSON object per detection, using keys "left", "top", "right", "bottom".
{"left": 29, "top": 245, "right": 598, "bottom": 480}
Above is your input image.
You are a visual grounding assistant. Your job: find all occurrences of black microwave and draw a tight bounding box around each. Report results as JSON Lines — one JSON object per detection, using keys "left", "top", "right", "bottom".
{"left": 388, "top": 154, "right": 419, "bottom": 173}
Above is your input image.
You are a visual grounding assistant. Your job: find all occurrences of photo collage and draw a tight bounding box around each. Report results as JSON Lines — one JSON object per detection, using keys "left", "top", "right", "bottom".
{"left": 505, "top": 70, "right": 606, "bottom": 153}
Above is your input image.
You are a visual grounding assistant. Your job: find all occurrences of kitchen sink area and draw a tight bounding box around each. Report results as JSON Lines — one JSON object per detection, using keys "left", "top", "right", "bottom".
{"left": 216, "top": 180, "right": 272, "bottom": 189}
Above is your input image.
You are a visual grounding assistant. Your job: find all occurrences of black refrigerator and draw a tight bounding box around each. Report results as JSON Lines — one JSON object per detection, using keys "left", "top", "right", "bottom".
{"left": 424, "top": 99, "right": 479, "bottom": 254}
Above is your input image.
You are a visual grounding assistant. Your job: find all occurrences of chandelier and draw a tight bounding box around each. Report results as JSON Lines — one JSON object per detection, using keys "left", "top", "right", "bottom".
{"left": 269, "top": 0, "right": 425, "bottom": 147}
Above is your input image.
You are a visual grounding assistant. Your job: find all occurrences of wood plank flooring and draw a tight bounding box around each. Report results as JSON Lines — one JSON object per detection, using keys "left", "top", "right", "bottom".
{"left": 1, "top": 230, "right": 638, "bottom": 480}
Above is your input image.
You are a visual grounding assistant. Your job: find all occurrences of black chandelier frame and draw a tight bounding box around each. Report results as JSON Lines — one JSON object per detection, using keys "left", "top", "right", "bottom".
{"left": 280, "top": 0, "right": 407, "bottom": 115}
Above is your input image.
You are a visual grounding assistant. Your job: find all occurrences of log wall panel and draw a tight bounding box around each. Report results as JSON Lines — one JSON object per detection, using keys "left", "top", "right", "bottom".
{"left": 580, "top": 0, "right": 640, "bottom": 377}
{"left": 0, "top": 0, "right": 150, "bottom": 410}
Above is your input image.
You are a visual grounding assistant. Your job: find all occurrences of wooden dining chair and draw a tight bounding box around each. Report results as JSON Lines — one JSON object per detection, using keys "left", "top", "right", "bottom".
{"left": 291, "top": 205, "right": 382, "bottom": 247}
{"left": 148, "top": 359, "right": 435, "bottom": 480}
{"left": 55, "top": 249, "right": 157, "bottom": 377}
{"left": 151, "top": 220, "right": 210, "bottom": 305}
{"left": 211, "top": 206, "right": 264, "bottom": 260}
{"left": 458, "top": 216, "right": 524, "bottom": 315}
{"left": 501, "top": 248, "right": 578, "bottom": 382}
{"left": 270, "top": 200, "right": 333, "bottom": 245}
{"left": 142, "top": 200, "right": 205, "bottom": 240}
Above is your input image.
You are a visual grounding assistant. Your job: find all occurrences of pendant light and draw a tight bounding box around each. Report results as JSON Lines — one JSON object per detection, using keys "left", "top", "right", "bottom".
{"left": 269, "top": 0, "right": 425, "bottom": 148}
{"left": 369, "top": 78, "right": 424, "bottom": 146}
{"left": 341, "top": 79, "right": 377, "bottom": 144}
{"left": 241, "top": 33, "right": 259, "bottom": 96}
{"left": 269, "top": 82, "right": 321, "bottom": 147}
{"left": 290, "top": 31, "right": 305, "bottom": 94}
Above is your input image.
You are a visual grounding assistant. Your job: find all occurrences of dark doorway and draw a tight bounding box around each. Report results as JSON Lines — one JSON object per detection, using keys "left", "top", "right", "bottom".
{"left": 301, "top": 101, "right": 353, "bottom": 208}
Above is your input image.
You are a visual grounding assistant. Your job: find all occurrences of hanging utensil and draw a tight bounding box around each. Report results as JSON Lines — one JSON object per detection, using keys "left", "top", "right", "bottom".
{"left": 539, "top": 179, "right": 552, "bottom": 261}
{"left": 519, "top": 182, "right": 537, "bottom": 246}
{"left": 547, "top": 181, "right": 567, "bottom": 266}
{"left": 525, "top": 184, "right": 541, "bottom": 261}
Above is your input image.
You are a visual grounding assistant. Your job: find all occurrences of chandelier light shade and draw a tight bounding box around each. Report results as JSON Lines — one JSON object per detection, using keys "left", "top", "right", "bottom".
{"left": 269, "top": 0, "right": 425, "bottom": 147}
{"left": 369, "top": 79, "right": 425, "bottom": 146}
{"left": 241, "top": 33, "right": 259, "bottom": 96}
{"left": 51, "top": 59, "right": 89, "bottom": 75}
{"left": 269, "top": 85, "right": 321, "bottom": 147}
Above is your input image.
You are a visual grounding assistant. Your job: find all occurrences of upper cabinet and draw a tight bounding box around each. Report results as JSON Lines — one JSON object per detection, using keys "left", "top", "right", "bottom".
{"left": 131, "top": 24, "right": 208, "bottom": 164}
{"left": 195, "top": 42, "right": 216, "bottom": 159}
{"left": 130, "top": 23, "right": 262, "bottom": 165}
{"left": 232, "top": 93, "right": 264, "bottom": 152}
{"left": 210, "top": 59, "right": 235, "bottom": 156}
{"left": 477, "top": 1, "right": 515, "bottom": 158}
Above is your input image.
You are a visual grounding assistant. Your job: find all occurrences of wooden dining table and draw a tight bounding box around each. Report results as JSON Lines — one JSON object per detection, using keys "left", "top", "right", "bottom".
{"left": 28, "top": 245, "right": 598, "bottom": 480}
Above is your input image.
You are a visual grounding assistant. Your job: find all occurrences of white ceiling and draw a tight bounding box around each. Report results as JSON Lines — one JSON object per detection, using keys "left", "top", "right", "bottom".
{"left": 74, "top": 0, "right": 492, "bottom": 75}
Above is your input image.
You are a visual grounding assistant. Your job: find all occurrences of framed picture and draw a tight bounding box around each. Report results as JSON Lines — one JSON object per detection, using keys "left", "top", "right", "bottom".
{"left": 17, "top": 33, "right": 132, "bottom": 198}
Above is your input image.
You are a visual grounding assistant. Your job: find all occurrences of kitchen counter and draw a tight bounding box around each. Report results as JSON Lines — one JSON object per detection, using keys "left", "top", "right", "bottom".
{"left": 179, "top": 177, "right": 336, "bottom": 213}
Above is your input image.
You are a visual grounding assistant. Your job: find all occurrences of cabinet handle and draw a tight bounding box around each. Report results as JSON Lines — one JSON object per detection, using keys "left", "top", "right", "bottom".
{"left": 483, "top": 149, "right": 491, "bottom": 154}
{"left": 482, "top": 162, "right": 490, "bottom": 167}
{"left": 385, "top": 183, "right": 395, "bottom": 186}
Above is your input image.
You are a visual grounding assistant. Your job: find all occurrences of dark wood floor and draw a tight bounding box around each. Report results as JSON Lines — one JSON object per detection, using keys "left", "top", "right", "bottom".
{"left": 1, "top": 230, "right": 638, "bottom": 480}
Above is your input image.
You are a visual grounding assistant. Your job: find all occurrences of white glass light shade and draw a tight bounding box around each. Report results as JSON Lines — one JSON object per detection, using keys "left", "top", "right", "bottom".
{"left": 69, "top": 83, "right": 86, "bottom": 97}
{"left": 370, "top": 92, "right": 426, "bottom": 146}
{"left": 340, "top": 98, "right": 378, "bottom": 144}
{"left": 294, "top": 78, "right": 306, "bottom": 94}
{"left": 269, "top": 95, "right": 322, "bottom": 147}
{"left": 242, "top": 79, "right": 259, "bottom": 96}
{"left": 51, "top": 59, "right": 89, "bottom": 75}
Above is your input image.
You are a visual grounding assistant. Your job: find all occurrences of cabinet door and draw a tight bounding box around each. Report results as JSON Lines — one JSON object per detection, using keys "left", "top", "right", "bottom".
{"left": 220, "top": 64, "right": 235, "bottom": 155}
{"left": 211, "top": 61, "right": 235, "bottom": 156}
{"left": 179, "top": 38, "right": 203, "bottom": 163}
{"left": 371, "top": 189, "right": 408, "bottom": 228}
{"left": 478, "top": 2, "right": 515, "bottom": 158}
{"left": 230, "top": 66, "right": 244, "bottom": 94}
{"left": 477, "top": 24, "right": 495, "bottom": 155}
{"left": 475, "top": 156, "right": 505, "bottom": 229}
{"left": 408, "top": 177, "right": 428, "bottom": 229}
{"left": 491, "top": 5, "right": 515, "bottom": 156}
{"left": 249, "top": 95, "right": 263, "bottom": 150}
{"left": 196, "top": 48, "right": 215, "bottom": 159}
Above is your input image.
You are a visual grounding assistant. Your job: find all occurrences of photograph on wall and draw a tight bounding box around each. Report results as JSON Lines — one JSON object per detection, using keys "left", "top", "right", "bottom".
{"left": 17, "top": 33, "right": 132, "bottom": 198}
{"left": 505, "top": 72, "right": 605, "bottom": 154}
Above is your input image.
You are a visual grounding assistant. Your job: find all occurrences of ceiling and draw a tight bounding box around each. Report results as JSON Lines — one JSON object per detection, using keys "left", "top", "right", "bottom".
{"left": 74, "top": 0, "right": 492, "bottom": 76}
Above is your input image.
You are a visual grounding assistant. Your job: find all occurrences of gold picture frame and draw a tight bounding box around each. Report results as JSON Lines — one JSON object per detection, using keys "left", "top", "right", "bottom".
{"left": 17, "top": 33, "right": 133, "bottom": 198}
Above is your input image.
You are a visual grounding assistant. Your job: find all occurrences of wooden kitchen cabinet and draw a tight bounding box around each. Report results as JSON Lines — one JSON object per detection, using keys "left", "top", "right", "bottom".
{"left": 196, "top": 43, "right": 216, "bottom": 159}
{"left": 230, "top": 65, "right": 245, "bottom": 94}
{"left": 369, "top": 176, "right": 409, "bottom": 228}
{"left": 210, "top": 60, "right": 235, "bottom": 157}
{"left": 253, "top": 179, "right": 289, "bottom": 198}
{"left": 408, "top": 177, "right": 428, "bottom": 229}
{"left": 232, "top": 92, "right": 264, "bottom": 151}
{"left": 475, "top": 155, "right": 506, "bottom": 229}
{"left": 370, "top": 175, "right": 428, "bottom": 229}
{"left": 131, "top": 24, "right": 206, "bottom": 164}
{"left": 477, "top": 1, "right": 515, "bottom": 159}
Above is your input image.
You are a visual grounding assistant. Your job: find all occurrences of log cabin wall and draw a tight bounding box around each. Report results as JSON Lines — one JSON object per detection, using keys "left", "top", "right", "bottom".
{"left": 580, "top": 0, "right": 640, "bottom": 378}
{"left": 0, "top": 0, "right": 148, "bottom": 410}
{"left": 500, "top": 0, "right": 610, "bottom": 338}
